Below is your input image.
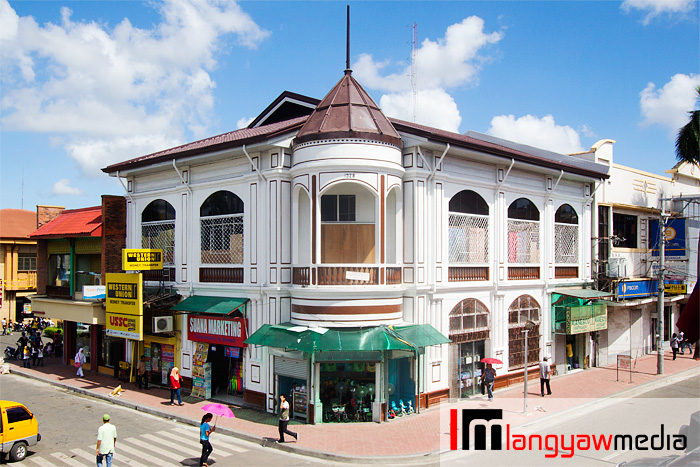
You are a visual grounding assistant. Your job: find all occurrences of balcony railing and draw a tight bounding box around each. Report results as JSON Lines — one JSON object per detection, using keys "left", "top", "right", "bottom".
{"left": 4, "top": 271, "right": 37, "bottom": 290}
{"left": 448, "top": 266, "right": 489, "bottom": 282}
{"left": 199, "top": 267, "right": 244, "bottom": 283}
{"left": 555, "top": 266, "right": 579, "bottom": 279}
{"left": 508, "top": 267, "right": 541, "bottom": 280}
{"left": 143, "top": 268, "right": 176, "bottom": 282}
{"left": 291, "top": 265, "right": 402, "bottom": 286}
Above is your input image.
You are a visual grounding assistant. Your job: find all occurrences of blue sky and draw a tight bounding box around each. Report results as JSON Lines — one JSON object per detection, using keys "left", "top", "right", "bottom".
{"left": 1, "top": 0, "right": 698, "bottom": 211}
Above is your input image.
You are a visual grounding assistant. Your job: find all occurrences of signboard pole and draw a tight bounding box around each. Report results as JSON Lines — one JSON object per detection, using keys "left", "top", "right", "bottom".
{"left": 657, "top": 210, "right": 666, "bottom": 375}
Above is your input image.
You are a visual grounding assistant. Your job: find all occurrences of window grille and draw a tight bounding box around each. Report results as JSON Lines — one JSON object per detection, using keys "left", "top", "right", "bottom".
{"left": 200, "top": 215, "right": 244, "bottom": 264}
{"left": 449, "top": 298, "right": 489, "bottom": 335}
{"left": 507, "top": 219, "right": 540, "bottom": 264}
{"left": 507, "top": 295, "right": 541, "bottom": 369}
{"left": 555, "top": 223, "right": 578, "bottom": 264}
{"left": 448, "top": 213, "right": 489, "bottom": 264}
{"left": 142, "top": 220, "right": 175, "bottom": 265}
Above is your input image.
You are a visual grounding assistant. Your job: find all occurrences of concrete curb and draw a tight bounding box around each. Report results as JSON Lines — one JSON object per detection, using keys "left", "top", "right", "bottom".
{"left": 7, "top": 364, "right": 699, "bottom": 463}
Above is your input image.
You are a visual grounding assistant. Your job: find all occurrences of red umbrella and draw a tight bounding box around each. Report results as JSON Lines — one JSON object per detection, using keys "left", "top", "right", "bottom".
{"left": 481, "top": 358, "right": 503, "bottom": 364}
{"left": 201, "top": 403, "right": 235, "bottom": 426}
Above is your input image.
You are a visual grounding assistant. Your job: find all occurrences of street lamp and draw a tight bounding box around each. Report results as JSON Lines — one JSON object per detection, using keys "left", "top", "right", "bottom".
{"left": 523, "top": 319, "right": 537, "bottom": 414}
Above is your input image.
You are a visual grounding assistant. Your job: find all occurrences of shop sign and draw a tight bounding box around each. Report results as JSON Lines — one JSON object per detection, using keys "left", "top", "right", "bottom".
{"left": 105, "top": 273, "right": 143, "bottom": 315}
{"left": 566, "top": 304, "right": 607, "bottom": 335}
{"left": 650, "top": 218, "right": 686, "bottom": 258}
{"left": 664, "top": 283, "right": 687, "bottom": 294}
{"left": 225, "top": 346, "right": 241, "bottom": 358}
{"left": 188, "top": 315, "right": 248, "bottom": 347}
{"left": 122, "top": 249, "right": 163, "bottom": 271}
{"left": 83, "top": 285, "right": 106, "bottom": 299}
{"left": 616, "top": 279, "right": 656, "bottom": 299}
{"left": 23, "top": 303, "right": 31, "bottom": 315}
{"left": 106, "top": 312, "right": 143, "bottom": 340}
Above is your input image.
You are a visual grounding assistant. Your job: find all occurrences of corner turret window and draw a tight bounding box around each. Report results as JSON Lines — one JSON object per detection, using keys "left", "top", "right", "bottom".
{"left": 321, "top": 195, "right": 356, "bottom": 222}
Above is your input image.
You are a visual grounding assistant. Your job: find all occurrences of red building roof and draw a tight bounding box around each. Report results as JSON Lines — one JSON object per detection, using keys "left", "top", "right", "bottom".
{"left": 30, "top": 206, "right": 102, "bottom": 239}
{"left": 0, "top": 209, "right": 37, "bottom": 240}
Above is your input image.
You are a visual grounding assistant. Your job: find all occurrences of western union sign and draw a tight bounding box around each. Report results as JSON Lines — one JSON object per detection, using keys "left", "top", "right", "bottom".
{"left": 122, "top": 249, "right": 163, "bottom": 271}
{"left": 106, "top": 273, "right": 143, "bottom": 316}
{"left": 664, "top": 283, "right": 687, "bottom": 294}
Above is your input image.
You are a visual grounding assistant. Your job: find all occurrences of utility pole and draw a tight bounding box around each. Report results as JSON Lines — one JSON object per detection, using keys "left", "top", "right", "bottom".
{"left": 657, "top": 207, "right": 666, "bottom": 375}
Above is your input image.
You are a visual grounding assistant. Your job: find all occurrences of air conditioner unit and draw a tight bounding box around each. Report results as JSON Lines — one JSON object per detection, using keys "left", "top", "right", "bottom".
{"left": 153, "top": 316, "right": 173, "bottom": 333}
{"left": 607, "top": 257, "right": 627, "bottom": 278}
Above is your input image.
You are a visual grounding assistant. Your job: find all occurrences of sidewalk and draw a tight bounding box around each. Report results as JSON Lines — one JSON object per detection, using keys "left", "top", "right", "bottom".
{"left": 2, "top": 350, "right": 698, "bottom": 462}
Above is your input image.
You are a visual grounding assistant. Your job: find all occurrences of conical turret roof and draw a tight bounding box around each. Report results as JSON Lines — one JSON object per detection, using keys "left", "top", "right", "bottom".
{"left": 293, "top": 70, "right": 403, "bottom": 148}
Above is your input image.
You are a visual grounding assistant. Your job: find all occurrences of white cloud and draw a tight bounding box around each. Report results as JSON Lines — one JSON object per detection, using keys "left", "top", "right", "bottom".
{"left": 353, "top": 16, "right": 502, "bottom": 132}
{"left": 0, "top": 0, "right": 269, "bottom": 176}
{"left": 51, "top": 178, "right": 84, "bottom": 196}
{"left": 487, "top": 114, "right": 585, "bottom": 154}
{"left": 380, "top": 89, "right": 461, "bottom": 133}
{"left": 621, "top": 0, "right": 696, "bottom": 25}
{"left": 640, "top": 73, "right": 700, "bottom": 136}
{"left": 237, "top": 117, "right": 254, "bottom": 129}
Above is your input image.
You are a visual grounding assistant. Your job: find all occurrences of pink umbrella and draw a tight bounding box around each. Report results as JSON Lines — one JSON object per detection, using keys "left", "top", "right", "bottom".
{"left": 481, "top": 358, "right": 503, "bottom": 364}
{"left": 201, "top": 403, "right": 235, "bottom": 425}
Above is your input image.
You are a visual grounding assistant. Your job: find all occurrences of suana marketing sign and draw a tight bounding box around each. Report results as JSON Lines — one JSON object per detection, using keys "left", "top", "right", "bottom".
{"left": 188, "top": 315, "right": 248, "bottom": 347}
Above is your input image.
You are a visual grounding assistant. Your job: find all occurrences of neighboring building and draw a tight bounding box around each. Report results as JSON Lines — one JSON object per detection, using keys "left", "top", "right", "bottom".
{"left": 29, "top": 197, "right": 127, "bottom": 374}
{"left": 577, "top": 141, "right": 699, "bottom": 369}
{"left": 0, "top": 209, "right": 39, "bottom": 324}
{"left": 103, "top": 68, "right": 611, "bottom": 422}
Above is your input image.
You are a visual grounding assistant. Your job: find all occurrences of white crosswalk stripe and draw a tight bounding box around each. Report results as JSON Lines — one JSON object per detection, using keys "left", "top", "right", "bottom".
{"left": 21, "top": 427, "right": 247, "bottom": 466}
{"left": 51, "top": 451, "right": 86, "bottom": 466}
{"left": 151, "top": 430, "right": 239, "bottom": 456}
{"left": 171, "top": 426, "right": 249, "bottom": 453}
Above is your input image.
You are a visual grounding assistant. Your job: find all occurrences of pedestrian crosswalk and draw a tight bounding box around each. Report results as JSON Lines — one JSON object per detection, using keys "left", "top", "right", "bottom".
{"left": 25, "top": 426, "right": 248, "bottom": 466}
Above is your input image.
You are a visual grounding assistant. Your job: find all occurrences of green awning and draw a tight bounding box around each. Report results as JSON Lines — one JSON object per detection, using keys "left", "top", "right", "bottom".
{"left": 553, "top": 288, "right": 613, "bottom": 300}
{"left": 244, "top": 323, "right": 450, "bottom": 354}
{"left": 171, "top": 296, "right": 248, "bottom": 315}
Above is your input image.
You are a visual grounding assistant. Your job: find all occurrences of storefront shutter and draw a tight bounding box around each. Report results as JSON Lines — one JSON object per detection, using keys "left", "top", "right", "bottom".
{"left": 273, "top": 356, "right": 308, "bottom": 379}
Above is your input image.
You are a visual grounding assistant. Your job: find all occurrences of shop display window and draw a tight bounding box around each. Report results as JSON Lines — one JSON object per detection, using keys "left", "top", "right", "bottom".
{"left": 320, "top": 361, "right": 376, "bottom": 423}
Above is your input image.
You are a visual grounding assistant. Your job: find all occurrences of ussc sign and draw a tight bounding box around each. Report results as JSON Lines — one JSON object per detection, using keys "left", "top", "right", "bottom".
{"left": 105, "top": 273, "right": 143, "bottom": 340}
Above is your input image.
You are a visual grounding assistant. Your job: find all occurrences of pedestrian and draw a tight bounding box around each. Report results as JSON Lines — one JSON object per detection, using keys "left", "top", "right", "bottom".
{"left": 2, "top": 317, "right": 7, "bottom": 335}
{"left": 137, "top": 355, "right": 149, "bottom": 390}
{"left": 678, "top": 331, "right": 689, "bottom": 354}
{"left": 75, "top": 348, "right": 86, "bottom": 377}
{"left": 31, "top": 342, "right": 39, "bottom": 366}
{"left": 480, "top": 364, "right": 496, "bottom": 401}
{"left": 199, "top": 412, "right": 215, "bottom": 467}
{"left": 22, "top": 345, "right": 31, "bottom": 368}
{"left": 36, "top": 344, "right": 44, "bottom": 367}
{"left": 277, "top": 394, "right": 297, "bottom": 443}
{"left": 671, "top": 333, "right": 680, "bottom": 360}
{"left": 16, "top": 332, "right": 28, "bottom": 351}
{"left": 566, "top": 342, "right": 573, "bottom": 368}
{"left": 169, "top": 367, "right": 184, "bottom": 406}
{"left": 96, "top": 413, "right": 117, "bottom": 467}
{"left": 539, "top": 357, "right": 552, "bottom": 397}
{"left": 7, "top": 319, "right": 13, "bottom": 335}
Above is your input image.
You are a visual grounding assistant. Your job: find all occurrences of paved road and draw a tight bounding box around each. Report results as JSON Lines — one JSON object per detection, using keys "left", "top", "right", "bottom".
{"left": 439, "top": 373, "right": 700, "bottom": 466}
{"left": 0, "top": 373, "right": 335, "bottom": 466}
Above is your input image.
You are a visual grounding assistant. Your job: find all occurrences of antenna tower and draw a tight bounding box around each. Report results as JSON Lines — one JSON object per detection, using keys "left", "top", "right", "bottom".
{"left": 411, "top": 23, "right": 417, "bottom": 122}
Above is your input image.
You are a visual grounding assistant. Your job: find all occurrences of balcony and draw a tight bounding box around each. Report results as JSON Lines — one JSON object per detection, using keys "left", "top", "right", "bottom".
{"left": 4, "top": 271, "right": 37, "bottom": 290}
{"left": 554, "top": 266, "right": 579, "bottom": 279}
{"left": 508, "top": 267, "right": 541, "bottom": 280}
{"left": 292, "top": 265, "right": 402, "bottom": 286}
{"left": 199, "top": 267, "right": 244, "bottom": 283}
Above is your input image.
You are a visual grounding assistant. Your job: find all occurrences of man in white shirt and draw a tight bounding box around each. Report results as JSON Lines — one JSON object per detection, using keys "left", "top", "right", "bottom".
{"left": 539, "top": 357, "right": 552, "bottom": 397}
{"left": 96, "top": 414, "right": 117, "bottom": 467}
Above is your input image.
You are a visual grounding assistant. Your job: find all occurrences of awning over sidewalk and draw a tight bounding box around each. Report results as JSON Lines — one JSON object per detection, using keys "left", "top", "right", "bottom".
{"left": 553, "top": 287, "right": 613, "bottom": 300}
{"left": 244, "top": 323, "right": 450, "bottom": 354}
{"left": 171, "top": 296, "right": 248, "bottom": 315}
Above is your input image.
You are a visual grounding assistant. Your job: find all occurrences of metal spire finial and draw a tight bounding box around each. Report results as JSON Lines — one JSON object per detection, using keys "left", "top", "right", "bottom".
{"left": 345, "top": 5, "right": 351, "bottom": 74}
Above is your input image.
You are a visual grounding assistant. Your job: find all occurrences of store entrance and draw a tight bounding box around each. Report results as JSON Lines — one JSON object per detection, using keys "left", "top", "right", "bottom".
{"left": 206, "top": 345, "right": 244, "bottom": 403}
{"left": 320, "top": 361, "right": 377, "bottom": 423}
{"left": 454, "top": 340, "right": 485, "bottom": 398}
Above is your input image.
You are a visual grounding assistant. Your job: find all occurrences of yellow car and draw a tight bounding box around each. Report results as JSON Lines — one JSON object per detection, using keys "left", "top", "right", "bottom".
{"left": 0, "top": 401, "right": 41, "bottom": 462}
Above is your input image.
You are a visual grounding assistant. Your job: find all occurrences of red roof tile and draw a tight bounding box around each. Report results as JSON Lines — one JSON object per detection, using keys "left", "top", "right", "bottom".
{"left": 0, "top": 209, "right": 37, "bottom": 239}
{"left": 30, "top": 206, "right": 102, "bottom": 239}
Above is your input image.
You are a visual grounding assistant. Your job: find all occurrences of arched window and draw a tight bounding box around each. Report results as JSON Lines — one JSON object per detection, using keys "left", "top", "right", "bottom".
{"left": 141, "top": 200, "right": 175, "bottom": 265}
{"left": 200, "top": 191, "right": 244, "bottom": 264}
{"left": 507, "top": 198, "right": 540, "bottom": 264}
{"left": 555, "top": 204, "right": 579, "bottom": 265}
{"left": 507, "top": 295, "right": 541, "bottom": 370}
{"left": 449, "top": 298, "right": 489, "bottom": 337}
{"left": 448, "top": 190, "right": 489, "bottom": 264}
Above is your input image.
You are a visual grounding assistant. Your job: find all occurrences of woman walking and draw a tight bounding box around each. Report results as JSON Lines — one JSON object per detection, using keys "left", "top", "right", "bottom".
{"left": 277, "top": 394, "right": 297, "bottom": 443}
{"left": 170, "top": 367, "right": 184, "bottom": 406}
{"left": 75, "top": 348, "right": 85, "bottom": 377}
{"left": 199, "top": 413, "right": 215, "bottom": 466}
{"left": 671, "top": 333, "right": 680, "bottom": 360}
